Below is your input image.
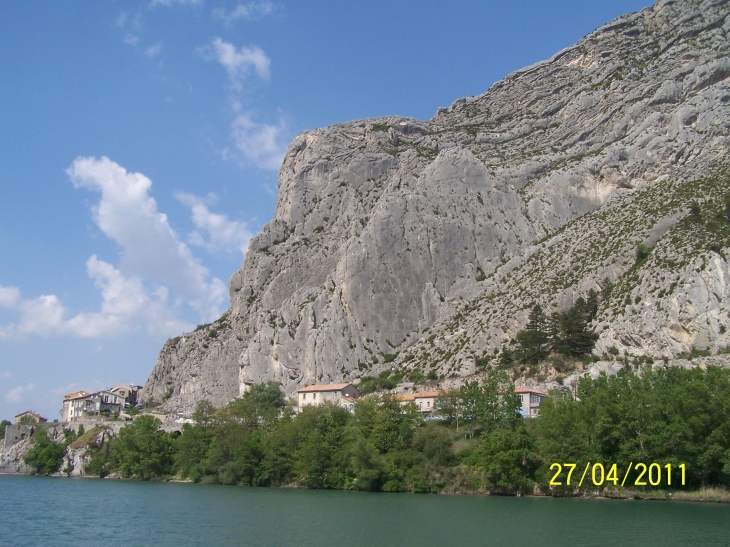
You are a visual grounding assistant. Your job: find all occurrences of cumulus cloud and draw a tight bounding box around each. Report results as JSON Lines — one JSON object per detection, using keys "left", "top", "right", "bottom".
{"left": 213, "top": 1, "right": 275, "bottom": 25}
{"left": 0, "top": 157, "right": 237, "bottom": 340}
{"left": 0, "top": 372, "right": 11, "bottom": 381}
{"left": 6, "top": 383, "right": 35, "bottom": 404}
{"left": 229, "top": 112, "right": 287, "bottom": 170}
{"left": 0, "top": 257, "right": 192, "bottom": 338}
{"left": 66, "top": 156, "right": 227, "bottom": 321}
{"left": 176, "top": 193, "right": 253, "bottom": 256}
{"left": 199, "top": 38, "right": 270, "bottom": 88}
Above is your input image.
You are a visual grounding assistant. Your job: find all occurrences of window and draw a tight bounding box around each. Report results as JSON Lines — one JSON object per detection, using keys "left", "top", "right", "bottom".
{"left": 427, "top": 401, "right": 431, "bottom": 408}
{"left": 531, "top": 395, "right": 541, "bottom": 404}
{"left": 519, "top": 394, "right": 524, "bottom": 403}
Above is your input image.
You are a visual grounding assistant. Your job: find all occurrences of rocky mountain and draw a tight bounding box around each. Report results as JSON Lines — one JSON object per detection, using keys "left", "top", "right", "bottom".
{"left": 144, "top": 0, "right": 730, "bottom": 411}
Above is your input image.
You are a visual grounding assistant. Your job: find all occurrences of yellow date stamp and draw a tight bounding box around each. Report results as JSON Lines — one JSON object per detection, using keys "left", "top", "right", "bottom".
{"left": 549, "top": 462, "right": 687, "bottom": 487}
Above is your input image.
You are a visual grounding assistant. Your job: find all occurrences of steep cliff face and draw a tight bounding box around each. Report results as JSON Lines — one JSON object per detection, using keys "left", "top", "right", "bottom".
{"left": 144, "top": 0, "right": 730, "bottom": 411}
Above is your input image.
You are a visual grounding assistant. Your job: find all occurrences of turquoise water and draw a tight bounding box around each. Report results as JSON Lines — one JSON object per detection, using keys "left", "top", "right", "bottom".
{"left": 2, "top": 476, "right": 730, "bottom": 546}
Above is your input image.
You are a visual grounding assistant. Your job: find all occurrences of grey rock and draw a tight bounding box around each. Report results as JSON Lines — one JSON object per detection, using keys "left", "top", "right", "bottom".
{"left": 144, "top": 0, "right": 730, "bottom": 411}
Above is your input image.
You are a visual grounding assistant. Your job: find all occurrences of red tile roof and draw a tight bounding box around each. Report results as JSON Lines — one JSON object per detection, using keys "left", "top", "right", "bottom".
{"left": 64, "top": 390, "right": 91, "bottom": 400}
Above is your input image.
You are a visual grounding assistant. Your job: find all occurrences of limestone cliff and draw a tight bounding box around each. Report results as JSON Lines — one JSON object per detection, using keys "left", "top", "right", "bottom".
{"left": 144, "top": 0, "right": 730, "bottom": 411}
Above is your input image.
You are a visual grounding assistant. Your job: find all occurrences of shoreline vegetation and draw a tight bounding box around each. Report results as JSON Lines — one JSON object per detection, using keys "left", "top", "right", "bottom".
{"left": 14, "top": 365, "right": 730, "bottom": 504}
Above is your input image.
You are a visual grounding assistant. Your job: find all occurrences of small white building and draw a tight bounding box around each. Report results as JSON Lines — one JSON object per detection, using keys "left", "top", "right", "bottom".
{"left": 515, "top": 387, "right": 546, "bottom": 417}
{"left": 297, "top": 383, "right": 359, "bottom": 412}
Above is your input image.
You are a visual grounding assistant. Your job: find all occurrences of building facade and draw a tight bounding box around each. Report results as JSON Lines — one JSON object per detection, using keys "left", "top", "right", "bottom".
{"left": 110, "top": 384, "right": 142, "bottom": 407}
{"left": 14, "top": 411, "right": 47, "bottom": 424}
{"left": 393, "top": 391, "right": 441, "bottom": 413}
{"left": 61, "top": 389, "right": 125, "bottom": 421}
{"left": 297, "top": 383, "right": 359, "bottom": 412}
{"left": 515, "top": 387, "right": 546, "bottom": 417}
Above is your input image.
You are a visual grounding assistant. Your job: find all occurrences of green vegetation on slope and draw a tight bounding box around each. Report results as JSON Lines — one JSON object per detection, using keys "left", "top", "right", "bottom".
{"left": 72, "top": 367, "right": 730, "bottom": 496}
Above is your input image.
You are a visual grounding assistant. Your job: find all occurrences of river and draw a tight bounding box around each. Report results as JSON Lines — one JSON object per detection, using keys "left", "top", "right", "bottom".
{"left": 2, "top": 475, "right": 729, "bottom": 546}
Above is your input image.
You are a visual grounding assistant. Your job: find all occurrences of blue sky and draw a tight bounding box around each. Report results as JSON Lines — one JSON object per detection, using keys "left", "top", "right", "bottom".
{"left": 0, "top": 0, "right": 652, "bottom": 421}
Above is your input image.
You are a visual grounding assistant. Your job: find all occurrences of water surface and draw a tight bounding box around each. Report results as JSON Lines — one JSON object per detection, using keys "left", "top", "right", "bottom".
{"left": 2, "top": 476, "right": 729, "bottom": 546}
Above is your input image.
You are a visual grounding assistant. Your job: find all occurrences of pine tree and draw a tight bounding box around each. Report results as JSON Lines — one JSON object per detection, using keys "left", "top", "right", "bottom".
{"left": 516, "top": 304, "right": 549, "bottom": 364}
{"left": 549, "top": 300, "right": 599, "bottom": 358}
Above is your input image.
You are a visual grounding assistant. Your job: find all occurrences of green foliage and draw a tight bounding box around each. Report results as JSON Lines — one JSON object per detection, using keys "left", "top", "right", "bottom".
{"left": 0, "top": 419, "right": 10, "bottom": 439}
{"left": 371, "top": 123, "right": 390, "bottom": 132}
{"left": 408, "top": 371, "right": 426, "bottom": 383}
{"left": 548, "top": 298, "right": 599, "bottom": 357}
{"left": 75, "top": 369, "right": 730, "bottom": 495}
{"left": 689, "top": 200, "right": 701, "bottom": 220}
{"left": 469, "top": 427, "right": 539, "bottom": 492}
{"left": 23, "top": 430, "right": 66, "bottom": 475}
{"left": 438, "top": 370, "right": 521, "bottom": 437}
{"left": 516, "top": 304, "right": 549, "bottom": 364}
{"left": 357, "top": 374, "right": 397, "bottom": 395}
{"left": 93, "top": 415, "right": 175, "bottom": 480}
{"left": 636, "top": 242, "right": 651, "bottom": 263}
{"left": 537, "top": 366, "right": 730, "bottom": 488}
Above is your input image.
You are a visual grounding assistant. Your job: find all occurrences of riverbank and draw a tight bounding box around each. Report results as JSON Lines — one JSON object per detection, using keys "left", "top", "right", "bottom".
{"left": 3, "top": 467, "right": 729, "bottom": 504}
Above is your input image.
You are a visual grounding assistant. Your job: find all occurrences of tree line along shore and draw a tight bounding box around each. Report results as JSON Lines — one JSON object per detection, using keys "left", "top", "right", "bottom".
{"left": 15, "top": 364, "right": 730, "bottom": 502}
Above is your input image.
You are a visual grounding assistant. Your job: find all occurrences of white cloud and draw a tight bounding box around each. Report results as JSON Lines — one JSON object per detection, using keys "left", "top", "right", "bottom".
{"left": 0, "top": 372, "right": 11, "bottom": 381}
{"left": 199, "top": 38, "right": 270, "bottom": 88}
{"left": 145, "top": 43, "right": 162, "bottom": 58}
{"left": 66, "top": 156, "right": 227, "bottom": 321}
{"left": 0, "top": 257, "right": 193, "bottom": 339}
{"left": 229, "top": 112, "right": 287, "bottom": 170}
{"left": 0, "top": 157, "right": 232, "bottom": 340}
{"left": 6, "top": 383, "right": 34, "bottom": 404}
{"left": 176, "top": 193, "right": 253, "bottom": 256}
{"left": 123, "top": 34, "right": 140, "bottom": 47}
{"left": 213, "top": 1, "right": 275, "bottom": 25}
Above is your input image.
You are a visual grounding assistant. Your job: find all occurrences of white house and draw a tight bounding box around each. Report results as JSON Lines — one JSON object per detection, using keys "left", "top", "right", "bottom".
{"left": 515, "top": 387, "right": 546, "bottom": 417}
{"left": 297, "top": 383, "right": 359, "bottom": 412}
{"left": 61, "top": 390, "right": 93, "bottom": 422}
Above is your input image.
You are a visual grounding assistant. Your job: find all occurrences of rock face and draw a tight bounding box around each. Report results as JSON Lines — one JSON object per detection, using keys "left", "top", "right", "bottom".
{"left": 144, "top": 0, "right": 730, "bottom": 411}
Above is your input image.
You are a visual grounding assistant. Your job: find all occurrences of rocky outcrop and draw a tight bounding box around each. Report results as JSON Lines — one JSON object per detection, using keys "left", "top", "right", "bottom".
{"left": 144, "top": 0, "right": 730, "bottom": 411}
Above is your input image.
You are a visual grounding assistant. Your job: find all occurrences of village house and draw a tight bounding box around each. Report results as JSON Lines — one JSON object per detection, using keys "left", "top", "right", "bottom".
{"left": 95, "top": 390, "right": 125, "bottom": 415}
{"left": 515, "top": 387, "right": 546, "bottom": 417}
{"left": 110, "top": 384, "right": 142, "bottom": 407}
{"left": 61, "top": 388, "right": 126, "bottom": 421}
{"left": 14, "top": 411, "right": 47, "bottom": 424}
{"left": 297, "top": 383, "right": 359, "bottom": 412}
{"left": 62, "top": 390, "right": 93, "bottom": 422}
{"left": 392, "top": 391, "right": 441, "bottom": 413}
